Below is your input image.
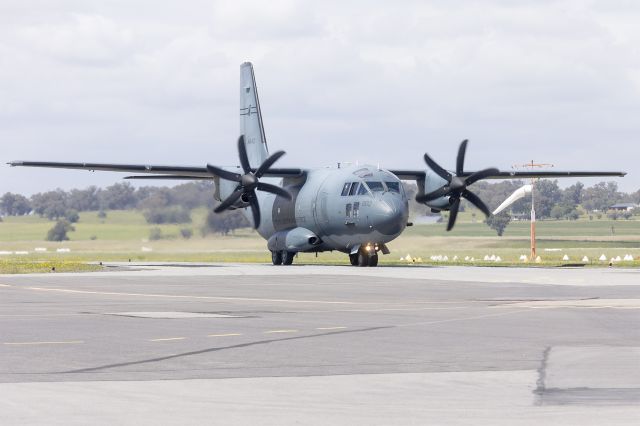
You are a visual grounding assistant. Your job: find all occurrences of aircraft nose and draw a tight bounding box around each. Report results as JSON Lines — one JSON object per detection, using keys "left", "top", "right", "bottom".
{"left": 371, "top": 195, "right": 408, "bottom": 236}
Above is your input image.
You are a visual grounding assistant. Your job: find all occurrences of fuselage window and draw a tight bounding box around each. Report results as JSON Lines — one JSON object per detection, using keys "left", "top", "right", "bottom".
{"left": 366, "top": 181, "right": 385, "bottom": 192}
{"left": 349, "top": 182, "right": 359, "bottom": 196}
{"left": 341, "top": 182, "right": 351, "bottom": 196}
{"left": 385, "top": 181, "right": 400, "bottom": 193}
{"left": 357, "top": 184, "right": 369, "bottom": 195}
{"left": 345, "top": 203, "right": 352, "bottom": 217}
{"left": 353, "top": 202, "right": 360, "bottom": 217}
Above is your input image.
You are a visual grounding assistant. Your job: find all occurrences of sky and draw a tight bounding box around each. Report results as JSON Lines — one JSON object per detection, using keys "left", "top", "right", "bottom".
{"left": 1, "top": 0, "right": 639, "bottom": 194}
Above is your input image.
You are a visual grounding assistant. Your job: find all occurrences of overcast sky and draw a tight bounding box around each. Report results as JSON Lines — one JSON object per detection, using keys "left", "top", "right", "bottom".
{"left": 1, "top": 0, "right": 638, "bottom": 194}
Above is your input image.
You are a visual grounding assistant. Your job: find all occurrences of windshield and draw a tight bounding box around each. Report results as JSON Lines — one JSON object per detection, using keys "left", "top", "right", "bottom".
{"left": 385, "top": 181, "right": 400, "bottom": 193}
{"left": 365, "top": 181, "right": 385, "bottom": 192}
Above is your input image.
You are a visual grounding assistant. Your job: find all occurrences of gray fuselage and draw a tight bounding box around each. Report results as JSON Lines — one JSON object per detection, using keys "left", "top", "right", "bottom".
{"left": 227, "top": 164, "right": 409, "bottom": 254}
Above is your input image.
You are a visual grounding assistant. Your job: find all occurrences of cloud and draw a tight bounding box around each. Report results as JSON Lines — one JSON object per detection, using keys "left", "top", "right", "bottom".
{"left": 0, "top": 0, "right": 638, "bottom": 194}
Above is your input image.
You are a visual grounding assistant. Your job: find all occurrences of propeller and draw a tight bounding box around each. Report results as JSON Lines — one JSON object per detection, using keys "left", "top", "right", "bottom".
{"left": 415, "top": 140, "right": 499, "bottom": 231}
{"left": 206, "top": 135, "right": 292, "bottom": 228}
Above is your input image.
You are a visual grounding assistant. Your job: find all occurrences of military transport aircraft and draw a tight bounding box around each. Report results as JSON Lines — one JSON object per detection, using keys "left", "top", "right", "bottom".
{"left": 10, "top": 62, "right": 626, "bottom": 267}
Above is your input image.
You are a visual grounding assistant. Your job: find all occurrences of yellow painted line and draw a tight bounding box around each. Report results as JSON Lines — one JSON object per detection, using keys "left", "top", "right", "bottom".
{"left": 264, "top": 329, "right": 298, "bottom": 334}
{"left": 24, "top": 287, "right": 355, "bottom": 305}
{"left": 3, "top": 340, "right": 84, "bottom": 346}
{"left": 149, "top": 337, "right": 186, "bottom": 342}
{"left": 208, "top": 333, "right": 243, "bottom": 337}
{"left": 316, "top": 326, "right": 347, "bottom": 330}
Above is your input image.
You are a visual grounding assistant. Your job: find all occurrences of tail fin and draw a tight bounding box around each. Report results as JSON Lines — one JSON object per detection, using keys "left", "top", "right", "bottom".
{"left": 240, "top": 62, "right": 269, "bottom": 168}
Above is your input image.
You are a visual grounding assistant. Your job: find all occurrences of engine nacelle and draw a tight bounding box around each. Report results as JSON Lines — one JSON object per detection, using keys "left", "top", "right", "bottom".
{"left": 267, "top": 227, "right": 322, "bottom": 252}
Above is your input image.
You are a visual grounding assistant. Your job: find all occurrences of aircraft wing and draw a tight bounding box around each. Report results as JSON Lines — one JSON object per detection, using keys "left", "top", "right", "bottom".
{"left": 388, "top": 169, "right": 626, "bottom": 180}
{"left": 7, "top": 161, "right": 304, "bottom": 179}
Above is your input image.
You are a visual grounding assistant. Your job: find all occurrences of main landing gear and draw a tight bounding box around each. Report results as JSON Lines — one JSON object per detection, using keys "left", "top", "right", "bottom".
{"left": 350, "top": 246, "right": 379, "bottom": 267}
{"left": 271, "top": 250, "right": 295, "bottom": 265}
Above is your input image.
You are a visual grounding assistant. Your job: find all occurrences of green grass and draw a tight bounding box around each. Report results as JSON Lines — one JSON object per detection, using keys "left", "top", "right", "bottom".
{"left": 0, "top": 209, "right": 638, "bottom": 271}
{"left": 0, "top": 260, "right": 102, "bottom": 274}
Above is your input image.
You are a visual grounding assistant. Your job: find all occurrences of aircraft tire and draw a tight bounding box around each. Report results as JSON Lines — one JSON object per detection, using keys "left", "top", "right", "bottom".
{"left": 271, "top": 250, "right": 283, "bottom": 265}
{"left": 349, "top": 253, "right": 358, "bottom": 266}
{"left": 282, "top": 251, "right": 295, "bottom": 265}
{"left": 357, "top": 252, "right": 369, "bottom": 267}
{"left": 368, "top": 254, "right": 379, "bottom": 267}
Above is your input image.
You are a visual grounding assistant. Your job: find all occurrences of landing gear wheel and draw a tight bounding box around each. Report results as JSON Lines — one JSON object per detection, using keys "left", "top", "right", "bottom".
{"left": 282, "top": 251, "right": 295, "bottom": 265}
{"left": 349, "top": 253, "right": 358, "bottom": 266}
{"left": 368, "top": 254, "right": 379, "bottom": 267}
{"left": 271, "top": 250, "right": 283, "bottom": 265}
{"left": 358, "top": 251, "right": 369, "bottom": 267}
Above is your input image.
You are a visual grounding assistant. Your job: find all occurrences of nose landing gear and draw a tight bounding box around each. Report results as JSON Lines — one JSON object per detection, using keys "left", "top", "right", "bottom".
{"left": 350, "top": 245, "right": 379, "bottom": 267}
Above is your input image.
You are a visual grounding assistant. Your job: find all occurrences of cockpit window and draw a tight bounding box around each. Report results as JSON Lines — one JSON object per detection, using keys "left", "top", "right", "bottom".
{"left": 341, "top": 182, "right": 351, "bottom": 196}
{"left": 385, "top": 181, "right": 400, "bottom": 193}
{"left": 365, "top": 181, "right": 385, "bottom": 192}
{"left": 357, "top": 183, "right": 369, "bottom": 195}
{"left": 348, "top": 182, "right": 359, "bottom": 196}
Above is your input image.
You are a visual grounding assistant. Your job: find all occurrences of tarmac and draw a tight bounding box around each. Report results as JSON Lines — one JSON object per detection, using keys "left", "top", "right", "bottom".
{"left": 1, "top": 263, "right": 639, "bottom": 425}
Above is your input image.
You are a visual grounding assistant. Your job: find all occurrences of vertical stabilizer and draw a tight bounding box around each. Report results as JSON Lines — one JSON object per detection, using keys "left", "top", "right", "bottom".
{"left": 240, "top": 62, "right": 269, "bottom": 168}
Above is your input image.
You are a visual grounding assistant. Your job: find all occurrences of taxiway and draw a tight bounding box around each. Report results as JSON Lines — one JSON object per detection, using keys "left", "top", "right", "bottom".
{"left": 1, "top": 264, "right": 639, "bottom": 425}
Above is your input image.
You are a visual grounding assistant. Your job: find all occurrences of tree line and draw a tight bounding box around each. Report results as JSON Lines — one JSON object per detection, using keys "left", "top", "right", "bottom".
{"left": 0, "top": 182, "right": 215, "bottom": 219}
{"left": 1, "top": 180, "right": 637, "bottom": 240}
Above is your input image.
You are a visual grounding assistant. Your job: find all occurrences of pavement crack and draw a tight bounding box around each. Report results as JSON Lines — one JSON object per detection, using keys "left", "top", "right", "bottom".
{"left": 534, "top": 346, "right": 551, "bottom": 405}
{"left": 59, "top": 326, "right": 393, "bottom": 374}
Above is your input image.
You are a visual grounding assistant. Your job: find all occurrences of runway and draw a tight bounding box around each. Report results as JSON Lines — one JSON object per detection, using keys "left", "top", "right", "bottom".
{"left": 1, "top": 264, "right": 639, "bottom": 425}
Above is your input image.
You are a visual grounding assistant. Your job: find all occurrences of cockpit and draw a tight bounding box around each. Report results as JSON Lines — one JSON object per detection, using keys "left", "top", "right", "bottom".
{"left": 340, "top": 180, "right": 403, "bottom": 197}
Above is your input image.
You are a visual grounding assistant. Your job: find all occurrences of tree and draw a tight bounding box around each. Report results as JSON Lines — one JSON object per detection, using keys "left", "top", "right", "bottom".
{"left": 46, "top": 220, "right": 75, "bottom": 241}
{"left": 30, "top": 190, "right": 68, "bottom": 220}
{"left": 68, "top": 186, "right": 102, "bottom": 211}
{"left": 202, "top": 210, "right": 250, "bottom": 235}
{"left": 534, "top": 180, "right": 562, "bottom": 219}
{"left": 149, "top": 227, "right": 163, "bottom": 241}
{"left": 485, "top": 213, "right": 511, "bottom": 236}
{"left": 65, "top": 210, "right": 80, "bottom": 223}
{"left": 582, "top": 181, "right": 623, "bottom": 212}
{"left": 143, "top": 207, "right": 191, "bottom": 224}
{"left": 0, "top": 193, "right": 31, "bottom": 216}
{"left": 101, "top": 183, "right": 137, "bottom": 210}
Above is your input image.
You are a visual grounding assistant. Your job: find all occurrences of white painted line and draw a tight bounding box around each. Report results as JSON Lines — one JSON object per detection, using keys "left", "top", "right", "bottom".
{"left": 149, "top": 337, "right": 186, "bottom": 342}
{"left": 316, "top": 326, "right": 347, "bottom": 330}
{"left": 0, "top": 284, "right": 11, "bottom": 287}
{"left": 3, "top": 340, "right": 84, "bottom": 346}
{"left": 24, "top": 287, "right": 355, "bottom": 305}
{"left": 208, "top": 333, "right": 243, "bottom": 337}
{"left": 264, "top": 329, "right": 298, "bottom": 334}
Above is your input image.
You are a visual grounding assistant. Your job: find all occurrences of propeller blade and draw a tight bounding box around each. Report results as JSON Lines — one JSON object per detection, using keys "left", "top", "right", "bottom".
{"left": 423, "top": 153, "right": 452, "bottom": 182}
{"left": 256, "top": 182, "right": 292, "bottom": 200}
{"left": 214, "top": 188, "right": 243, "bottom": 213}
{"left": 206, "top": 164, "right": 241, "bottom": 182}
{"left": 446, "top": 198, "right": 461, "bottom": 231}
{"left": 462, "top": 190, "right": 491, "bottom": 217}
{"left": 456, "top": 139, "right": 468, "bottom": 175}
{"left": 464, "top": 167, "right": 499, "bottom": 186}
{"left": 255, "top": 151, "right": 286, "bottom": 178}
{"left": 237, "top": 135, "right": 251, "bottom": 174}
{"left": 248, "top": 194, "right": 261, "bottom": 228}
{"left": 415, "top": 186, "right": 450, "bottom": 203}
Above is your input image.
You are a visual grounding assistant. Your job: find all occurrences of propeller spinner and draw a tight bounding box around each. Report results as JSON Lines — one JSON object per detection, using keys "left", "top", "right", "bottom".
{"left": 206, "top": 135, "right": 292, "bottom": 228}
{"left": 416, "top": 140, "right": 499, "bottom": 231}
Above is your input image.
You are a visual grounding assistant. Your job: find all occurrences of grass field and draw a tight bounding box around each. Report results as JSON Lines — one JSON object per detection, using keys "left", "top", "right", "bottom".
{"left": 0, "top": 208, "right": 638, "bottom": 271}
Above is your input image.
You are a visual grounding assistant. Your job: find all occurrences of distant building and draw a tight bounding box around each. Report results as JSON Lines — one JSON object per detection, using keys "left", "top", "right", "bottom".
{"left": 609, "top": 203, "right": 639, "bottom": 212}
